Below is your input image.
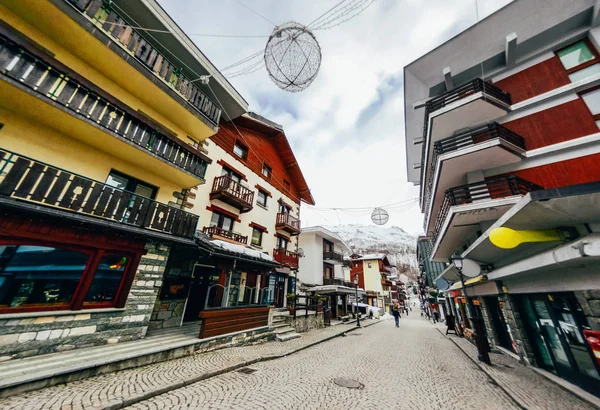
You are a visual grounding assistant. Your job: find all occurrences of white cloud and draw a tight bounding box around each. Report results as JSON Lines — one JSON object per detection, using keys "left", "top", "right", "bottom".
{"left": 158, "top": 0, "right": 513, "bottom": 235}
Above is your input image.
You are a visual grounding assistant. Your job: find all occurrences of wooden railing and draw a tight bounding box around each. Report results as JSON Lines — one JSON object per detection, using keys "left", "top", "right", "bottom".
{"left": 276, "top": 212, "right": 300, "bottom": 231}
{"left": 0, "top": 34, "right": 208, "bottom": 179}
{"left": 0, "top": 149, "right": 199, "bottom": 238}
{"left": 272, "top": 248, "right": 299, "bottom": 268}
{"left": 290, "top": 295, "right": 329, "bottom": 323}
{"left": 210, "top": 175, "right": 254, "bottom": 209}
{"left": 66, "top": 0, "right": 221, "bottom": 126}
{"left": 432, "top": 176, "right": 543, "bottom": 241}
{"left": 203, "top": 226, "right": 248, "bottom": 245}
{"left": 323, "top": 251, "right": 343, "bottom": 262}
{"left": 422, "top": 122, "right": 525, "bottom": 219}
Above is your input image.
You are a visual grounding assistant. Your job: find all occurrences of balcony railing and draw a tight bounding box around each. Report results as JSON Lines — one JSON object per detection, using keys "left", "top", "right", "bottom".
{"left": 209, "top": 176, "right": 254, "bottom": 212}
{"left": 203, "top": 226, "right": 248, "bottom": 245}
{"left": 323, "top": 251, "right": 343, "bottom": 263}
{"left": 275, "top": 212, "right": 301, "bottom": 234}
{"left": 323, "top": 278, "right": 344, "bottom": 286}
{"left": 273, "top": 248, "right": 299, "bottom": 268}
{"left": 0, "top": 34, "right": 208, "bottom": 179}
{"left": 423, "top": 122, "right": 526, "bottom": 215}
{"left": 432, "top": 175, "right": 543, "bottom": 241}
{"left": 66, "top": 0, "right": 221, "bottom": 126}
{"left": 0, "top": 149, "right": 199, "bottom": 238}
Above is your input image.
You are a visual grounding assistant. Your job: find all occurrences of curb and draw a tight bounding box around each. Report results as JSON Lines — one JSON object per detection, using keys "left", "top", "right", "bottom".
{"left": 101, "top": 320, "right": 383, "bottom": 409}
{"left": 436, "top": 328, "right": 527, "bottom": 410}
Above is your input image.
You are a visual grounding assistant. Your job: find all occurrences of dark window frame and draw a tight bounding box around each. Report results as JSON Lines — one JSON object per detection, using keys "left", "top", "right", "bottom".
{"left": 233, "top": 141, "right": 248, "bottom": 161}
{"left": 556, "top": 38, "right": 600, "bottom": 75}
{"left": 0, "top": 238, "right": 140, "bottom": 314}
{"left": 257, "top": 189, "right": 268, "bottom": 208}
{"left": 276, "top": 235, "right": 289, "bottom": 250}
{"left": 579, "top": 85, "right": 600, "bottom": 122}
{"left": 106, "top": 169, "right": 158, "bottom": 199}
{"left": 210, "top": 211, "right": 235, "bottom": 231}
{"left": 262, "top": 163, "right": 272, "bottom": 180}
{"left": 251, "top": 227, "right": 264, "bottom": 247}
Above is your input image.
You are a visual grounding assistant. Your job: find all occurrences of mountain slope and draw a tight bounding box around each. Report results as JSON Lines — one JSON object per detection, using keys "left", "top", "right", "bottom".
{"left": 324, "top": 224, "right": 418, "bottom": 270}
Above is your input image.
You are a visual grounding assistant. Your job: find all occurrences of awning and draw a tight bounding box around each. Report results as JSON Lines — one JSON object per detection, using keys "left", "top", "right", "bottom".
{"left": 306, "top": 285, "right": 365, "bottom": 296}
{"left": 274, "top": 267, "right": 291, "bottom": 274}
{"left": 462, "top": 182, "right": 600, "bottom": 268}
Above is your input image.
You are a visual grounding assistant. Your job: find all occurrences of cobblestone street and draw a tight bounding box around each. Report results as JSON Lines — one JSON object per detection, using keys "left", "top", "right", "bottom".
{"left": 127, "top": 314, "right": 517, "bottom": 410}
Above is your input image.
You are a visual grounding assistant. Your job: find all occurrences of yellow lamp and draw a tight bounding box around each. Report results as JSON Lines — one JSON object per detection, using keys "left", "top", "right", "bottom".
{"left": 489, "top": 227, "right": 562, "bottom": 249}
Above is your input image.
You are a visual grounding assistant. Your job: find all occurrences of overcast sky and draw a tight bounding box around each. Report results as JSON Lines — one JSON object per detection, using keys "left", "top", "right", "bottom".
{"left": 158, "top": 0, "right": 512, "bottom": 235}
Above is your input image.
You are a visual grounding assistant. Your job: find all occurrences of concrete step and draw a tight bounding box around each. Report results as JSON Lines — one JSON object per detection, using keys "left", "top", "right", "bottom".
{"left": 271, "top": 323, "right": 288, "bottom": 329}
{"left": 276, "top": 332, "right": 301, "bottom": 342}
{"left": 274, "top": 326, "right": 295, "bottom": 335}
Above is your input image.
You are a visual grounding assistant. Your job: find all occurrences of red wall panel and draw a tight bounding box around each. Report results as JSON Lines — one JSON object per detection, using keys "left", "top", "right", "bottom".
{"left": 494, "top": 56, "right": 570, "bottom": 104}
{"left": 502, "top": 99, "right": 598, "bottom": 150}
{"left": 495, "top": 153, "right": 600, "bottom": 189}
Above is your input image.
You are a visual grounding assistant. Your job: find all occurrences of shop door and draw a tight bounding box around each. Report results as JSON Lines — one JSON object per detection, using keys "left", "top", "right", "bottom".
{"left": 183, "top": 266, "right": 221, "bottom": 322}
{"left": 485, "top": 297, "right": 512, "bottom": 350}
{"left": 273, "top": 275, "right": 286, "bottom": 307}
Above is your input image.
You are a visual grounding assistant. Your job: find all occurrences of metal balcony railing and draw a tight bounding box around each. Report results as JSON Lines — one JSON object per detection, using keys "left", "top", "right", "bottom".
{"left": 273, "top": 248, "right": 299, "bottom": 268}
{"left": 0, "top": 34, "right": 208, "bottom": 179}
{"left": 323, "top": 250, "right": 343, "bottom": 263}
{"left": 432, "top": 175, "right": 543, "bottom": 242}
{"left": 210, "top": 175, "right": 254, "bottom": 211}
{"left": 422, "top": 122, "right": 526, "bottom": 216}
{"left": 203, "top": 226, "right": 248, "bottom": 245}
{"left": 0, "top": 149, "right": 199, "bottom": 238}
{"left": 66, "top": 0, "right": 221, "bottom": 126}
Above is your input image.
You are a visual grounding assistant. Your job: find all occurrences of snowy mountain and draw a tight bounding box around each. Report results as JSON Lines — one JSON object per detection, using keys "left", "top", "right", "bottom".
{"left": 324, "top": 224, "right": 418, "bottom": 271}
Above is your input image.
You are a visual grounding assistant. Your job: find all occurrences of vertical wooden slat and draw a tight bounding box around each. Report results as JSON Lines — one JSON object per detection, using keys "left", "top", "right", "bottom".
{"left": 82, "top": 183, "right": 104, "bottom": 213}
{"left": 103, "top": 189, "right": 123, "bottom": 219}
{"left": 30, "top": 167, "right": 58, "bottom": 202}
{"left": 13, "top": 162, "right": 44, "bottom": 198}
{"left": 44, "top": 172, "right": 72, "bottom": 205}
{"left": 93, "top": 186, "right": 114, "bottom": 216}
{"left": 0, "top": 158, "right": 30, "bottom": 196}
{"left": 68, "top": 179, "right": 93, "bottom": 211}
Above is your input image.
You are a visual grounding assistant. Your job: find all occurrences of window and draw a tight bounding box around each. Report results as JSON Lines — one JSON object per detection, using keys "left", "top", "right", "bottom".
{"left": 557, "top": 40, "right": 599, "bottom": 73}
{"left": 283, "top": 179, "right": 291, "bottom": 191}
{"left": 233, "top": 142, "right": 248, "bottom": 160}
{"left": 106, "top": 170, "right": 157, "bottom": 199}
{"left": 276, "top": 235, "right": 289, "bottom": 250}
{"left": 257, "top": 190, "right": 268, "bottom": 208}
{"left": 323, "top": 265, "right": 333, "bottom": 279}
{"left": 0, "top": 244, "right": 137, "bottom": 313}
{"left": 210, "top": 212, "right": 234, "bottom": 231}
{"left": 221, "top": 167, "right": 242, "bottom": 183}
{"left": 262, "top": 163, "right": 272, "bottom": 179}
{"left": 279, "top": 202, "right": 291, "bottom": 214}
{"left": 368, "top": 263, "right": 372, "bottom": 268}
{"left": 251, "top": 228, "right": 263, "bottom": 247}
{"left": 581, "top": 88, "right": 600, "bottom": 128}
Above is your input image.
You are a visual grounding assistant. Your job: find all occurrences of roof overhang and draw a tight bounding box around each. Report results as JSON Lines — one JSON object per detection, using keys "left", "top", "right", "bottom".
{"left": 463, "top": 182, "right": 600, "bottom": 268}
{"left": 307, "top": 285, "right": 365, "bottom": 296}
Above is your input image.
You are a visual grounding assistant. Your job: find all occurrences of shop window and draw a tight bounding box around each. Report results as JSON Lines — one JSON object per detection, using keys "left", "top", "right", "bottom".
{"left": 106, "top": 170, "right": 157, "bottom": 199}
{"left": 251, "top": 227, "right": 263, "bottom": 247}
{"left": 257, "top": 190, "right": 268, "bottom": 208}
{"left": 233, "top": 142, "right": 248, "bottom": 160}
{"left": 0, "top": 243, "right": 139, "bottom": 313}
{"left": 557, "top": 40, "right": 599, "bottom": 74}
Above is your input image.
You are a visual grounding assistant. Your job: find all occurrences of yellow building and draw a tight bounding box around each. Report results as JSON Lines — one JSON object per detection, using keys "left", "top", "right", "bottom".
{"left": 350, "top": 254, "right": 393, "bottom": 312}
{"left": 0, "top": 0, "right": 247, "bottom": 359}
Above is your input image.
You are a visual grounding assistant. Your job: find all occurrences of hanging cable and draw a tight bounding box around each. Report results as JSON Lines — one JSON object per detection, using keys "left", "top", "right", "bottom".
{"left": 231, "top": 0, "right": 277, "bottom": 26}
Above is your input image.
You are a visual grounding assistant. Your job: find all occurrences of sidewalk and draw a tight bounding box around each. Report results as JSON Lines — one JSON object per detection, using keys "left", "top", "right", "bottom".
{"left": 435, "top": 324, "right": 599, "bottom": 410}
{"left": 0, "top": 319, "right": 383, "bottom": 410}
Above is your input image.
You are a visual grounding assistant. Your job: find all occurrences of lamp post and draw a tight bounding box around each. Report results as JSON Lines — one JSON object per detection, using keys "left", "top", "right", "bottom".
{"left": 451, "top": 252, "right": 491, "bottom": 365}
{"left": 354, "top": 274, "right": 361, "bottom": 327}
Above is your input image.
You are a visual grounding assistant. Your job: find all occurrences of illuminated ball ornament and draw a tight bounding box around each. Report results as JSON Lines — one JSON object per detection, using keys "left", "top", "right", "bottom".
{"left": 371, "top": 208, "right": 389, "bottom": 226}
{"left": 264, "top": 21, "right": 322, "bottom": 92}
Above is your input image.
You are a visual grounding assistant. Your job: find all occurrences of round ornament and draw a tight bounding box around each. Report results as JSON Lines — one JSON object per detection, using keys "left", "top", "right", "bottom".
{"left": 264, "top": 21, "right": 322, "bottom": 92}
{"left": 371, "top": 208, "right": 389, "bottom": 226}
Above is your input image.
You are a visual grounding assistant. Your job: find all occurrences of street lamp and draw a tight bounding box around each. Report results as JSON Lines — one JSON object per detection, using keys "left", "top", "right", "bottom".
{"left": 354, "top": 274, "right": 361, "bottom": 327}
{"left": 450, "top": 252, "right": 490, "bottom": 365}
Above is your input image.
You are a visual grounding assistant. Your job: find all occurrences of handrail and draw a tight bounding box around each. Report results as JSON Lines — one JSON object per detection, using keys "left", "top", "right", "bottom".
{"left": 432, "top": 175, "right": 543, "bottom": 241}
{"left": 0, "top": 149, "right": 199, "bottom": 238}
{"left": 276, "top": 212, "right": 300, "bottom": 229}
{"left": 272, "top": 248, "right": 299, "bottom": 267}
{"left": 203, "top": 226, "right": 248, "bottom": 245}
{"left": 323, "top": 250, "right": 343, "bottom": 262}
{"left": 0, "top": 33, "right": 208, "bottom": 179}
{"left": 66, "top": 0, "right": 221, "bottom": 126}
{"left": 211, "top": 175, "right": 254, "bottom": 208}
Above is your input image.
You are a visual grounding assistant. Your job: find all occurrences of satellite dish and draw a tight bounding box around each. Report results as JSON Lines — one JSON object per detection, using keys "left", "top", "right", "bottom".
{"left": 297, "top": 248, "right": 305, "bottom": 257}
{"left": 435, "top": 278, "right": 451, "bottom": 291}
{"left": 399, "top": 274, "right": 409, "bottom": 284}
{"left": 461, "top": 259, "right": 481, "bottom": 278}
{"left": 371, "top": 208, "right": 389, "bottom": 225}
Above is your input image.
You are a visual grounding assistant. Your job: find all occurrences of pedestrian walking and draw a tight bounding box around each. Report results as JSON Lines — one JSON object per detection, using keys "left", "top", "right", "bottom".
{"left": 433, "top": 310, "right": 440, "bottom": 323}
{"left": 404, "top": 306, "right": 409, "bottom": 316}
{"left": 392, "top": 302, "right": 401, "bottom": 327}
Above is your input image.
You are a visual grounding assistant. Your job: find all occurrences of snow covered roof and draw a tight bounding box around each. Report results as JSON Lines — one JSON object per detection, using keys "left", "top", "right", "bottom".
{"left": 351, "top": 253, "right": 386, "bottom": 261}
{"left": 212, "top": 240, "right": 274, "bottom": 262}
{"left": 195, "top": 232, "right": 279, "bottom": 267}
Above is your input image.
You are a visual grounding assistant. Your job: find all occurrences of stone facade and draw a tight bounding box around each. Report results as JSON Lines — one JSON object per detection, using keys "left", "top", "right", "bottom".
{"left": 0, "top": 241, "right": 170, "bottom": 361}
{"left": 285, "top": 312, "right": 325, "bottom": 333}
{"left": 574, "top": 290, "right": 600, "bottom": 331}
{"left": 499, "top": 294, "right": 536, "bottom": 365}
{"left": 479, "top": 298, "right": 499, "bottom": 349}
{"left": 149, "top": 299, "right": 187, "bottom": 330}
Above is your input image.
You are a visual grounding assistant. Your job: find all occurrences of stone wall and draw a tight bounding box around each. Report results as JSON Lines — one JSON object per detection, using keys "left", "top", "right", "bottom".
{"left": 149, "top": 299, "right": 187, "bottom": 330}
{"left": 574, "top": 290, "right": 600, "bottom": 330}
{"left": 499, "top": 294, "right": 536, "bottom": 365}
{"left": 285, "top": 312, "right": 325, "bottom": 333}
{"left": 0, "top": 241, "right": 170, "bottom": 361}
{"left": 479, "top": 298, "right": 499, "bottom": 349}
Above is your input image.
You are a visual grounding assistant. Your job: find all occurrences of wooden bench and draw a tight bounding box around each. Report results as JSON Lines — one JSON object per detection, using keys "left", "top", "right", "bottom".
{"left": 198, "top": 306, "right": 270, "bottom": 339}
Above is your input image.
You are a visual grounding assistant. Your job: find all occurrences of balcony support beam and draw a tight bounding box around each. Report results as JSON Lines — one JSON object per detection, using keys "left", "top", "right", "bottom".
{"left": 443, "top": 67, "right": 454, "bottom": 91}
{"left": 505, "top": 32, "right": 518, "bottom": 67}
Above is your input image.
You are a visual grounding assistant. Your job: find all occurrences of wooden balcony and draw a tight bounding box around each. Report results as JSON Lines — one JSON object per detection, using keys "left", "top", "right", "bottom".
{"left": 323, "top": 251, "right": 343, "bottom": 264}
{"left": 202, "top": 226, "right": 248, "bottom": 245}
{"left": 0, "top": 34, "right": 209, "bottom": 180}
{"left": 0, "top": 149, "right": 199, "bottom": 239}
{"left": 273, "top": 248, "right": 299, "bottom": 269}
{"left": 66, "top": 0, "right": 221, "bottom": 126}
{"left": 275, "top": 212, "right": 301, "bottom": 235}
{"left": 209, "top": 176, "right": 254, "bottom": 212}
{"left": 433, "top": 175, "right": 543, "bottom": 243}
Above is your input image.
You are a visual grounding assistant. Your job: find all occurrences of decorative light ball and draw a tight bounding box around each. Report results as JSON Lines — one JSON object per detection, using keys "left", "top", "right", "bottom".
{"left": 264, "top": 21, "right": 322, "bottom": 93}
{"left": 371, "top": 208, "right": 389, "bottom": 226}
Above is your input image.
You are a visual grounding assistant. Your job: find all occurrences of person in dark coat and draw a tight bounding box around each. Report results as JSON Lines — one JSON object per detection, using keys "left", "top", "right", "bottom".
{"left": 392, "top": 302, "right": 401, "bottom": 327}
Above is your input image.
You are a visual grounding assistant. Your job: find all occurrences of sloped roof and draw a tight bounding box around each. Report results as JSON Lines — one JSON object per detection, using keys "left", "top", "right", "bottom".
{"left": 300, "top": 226, "right": 352, "bottom": 252}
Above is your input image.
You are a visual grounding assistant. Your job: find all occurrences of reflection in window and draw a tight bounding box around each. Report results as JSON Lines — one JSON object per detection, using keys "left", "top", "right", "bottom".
{"left": 0, "top": 245, "right": 89, "bottom": 308}
{"left": 558, "top": 41, "right": 595, "bottom": 70}
{"left": 84, "top": 254, "right": 128, "bottom": 304}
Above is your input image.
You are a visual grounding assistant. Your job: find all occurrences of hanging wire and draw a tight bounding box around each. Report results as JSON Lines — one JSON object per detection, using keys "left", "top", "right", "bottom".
{"left": 231, "top": 0, "right": 277, "bottom": 26}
